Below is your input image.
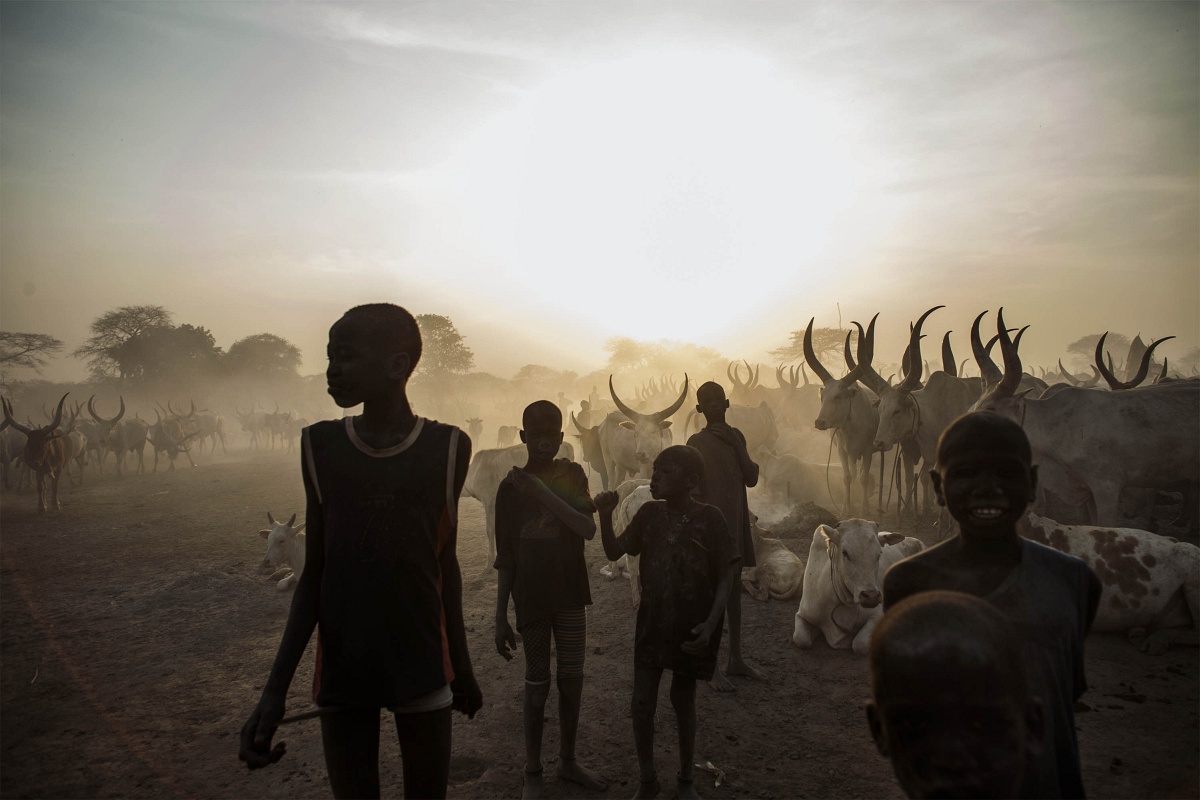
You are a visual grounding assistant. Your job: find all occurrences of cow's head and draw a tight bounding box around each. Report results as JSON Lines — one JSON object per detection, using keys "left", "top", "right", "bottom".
{"left": 3, "top": 393, "right": 69, "bottom": 470}
{"left": 872, "top": 307, "right": 942, "bottom": 451}
{"left": 610, "top": 374, "right": 689, "bottom": 466}
{"left": 819, "top": 519, "right": 906, "bottom": 609}
{"left": 86, "top": 395, "right": 126, "bottom": 445}
{"left": 258, "top": 511, "right": 306, "bottom": 567}
{"left": 804, "top": 319, "right": 866, "bottom": 431}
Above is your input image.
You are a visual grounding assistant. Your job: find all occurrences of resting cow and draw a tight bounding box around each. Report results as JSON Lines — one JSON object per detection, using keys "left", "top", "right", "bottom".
{"left": 792, "top": 518, "right": 924, "bottom": 655}
{"left": 742, "top": 524, "right": 805, "bottom": 602}
{"left": 1018, "top": 511, "right": 1199, "bottom": 654}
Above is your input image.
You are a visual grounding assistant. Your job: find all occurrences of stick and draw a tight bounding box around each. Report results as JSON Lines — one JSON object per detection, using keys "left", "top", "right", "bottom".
{"left": 277, "top": 707, "right": 345, "bottom": 726}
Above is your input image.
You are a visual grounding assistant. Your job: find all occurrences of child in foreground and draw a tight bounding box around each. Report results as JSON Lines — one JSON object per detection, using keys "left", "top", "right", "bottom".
{"left": 867, "top": 590, "right": 1045, "bottom": 799}
{"left": 238, "top": 303, "right": 482, "bottom": 799}
{"left": 596, "top": 445, "right": 740, "bottom": 800}
{"left": 493, "top": 400, "right": 607, "bottom": 799}
{"left": 883, "top": 411, "right": 1100, "bottom": 799}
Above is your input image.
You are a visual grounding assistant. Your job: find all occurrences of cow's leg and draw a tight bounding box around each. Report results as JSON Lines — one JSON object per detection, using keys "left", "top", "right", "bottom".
{"left": 628, "top": 553, "right": 641, "bottom": 608}
{"left": 853, "top": 612, "right": 883, "bottom": 656}
{"left": 792, "top": 611, "right": 818, "bottom": 648}
{"left": 35, "top": 472, "right": 47, "bottom": 513}
{"left": 183, "top": 449, "right": 197, "bottom": 468}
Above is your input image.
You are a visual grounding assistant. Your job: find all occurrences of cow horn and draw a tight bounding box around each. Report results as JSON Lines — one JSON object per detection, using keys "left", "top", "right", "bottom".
{"left": 2, "top": 397, "right": 31, "bottom": 436}
{"left": 154, "top": 409, "right": 162, "bottom": 425}
{"left": 1057, "top": 359, "right": 1079, "bottom": 386}
{"left": 799, "top": 362, "right": 810, "bottom": 385}
{"left": 1100, "top": 334, "right": 1176, "bottom": 390}
{"left": 726, "top": 362, "right": 740, "bottom": 389}
{"left": 993, "top": 309, "right": 1023, "bottom": 398}
{"left": 44, "top": 392, "right": 69, "bottom": 433}
{"left": 647, "top": 374, "right": 689, "bottom": 423}
{"left": 959, "top": 358, "right": 969, "bottom": 377}
{"left": 610, "top": 376, "right": 647, "bottom": 422}
{"left": 268, "top": 511, "right": 277, "bottom": 525}
{"left": 1094, "top": 333, "right": 1123, "bottom": 389}
{"left": 570, "top": 411, "right": 586, "bottom": 434}
{"left": 941, "top": 331, "right": 956, "bottom": 376}
{"left": 802, "top": 318, "right": 835, "bottom": 385}
{"left": 900, "top": 306, "right": 941, "bottom": 392}
{"left": 743, "top": 360, "right": 760, "bottom": 390}
{"left": 971, "top": 311, "right": 1003, "bottom": 389}
{"left": 843, "top": 332, "right": 856, "bottom": 371}
{"left": 286, "top": 513, "right": 297, "bottom": 527}
{"left": 1156, "top": 358, "right": 1169, "bottom": 383}
{"left": 852, "top": 315, "right": 888, "bottom": 395}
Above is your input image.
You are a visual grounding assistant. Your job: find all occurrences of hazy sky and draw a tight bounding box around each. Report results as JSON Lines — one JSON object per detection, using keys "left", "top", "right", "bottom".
{"left": 2, "top": 1, "right": 1197, "bottom": 382}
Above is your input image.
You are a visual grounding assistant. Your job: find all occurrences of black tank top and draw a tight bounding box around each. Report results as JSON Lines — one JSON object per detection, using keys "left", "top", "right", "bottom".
{"left": 303, "top": 417, "right": 461, "bottom": 708}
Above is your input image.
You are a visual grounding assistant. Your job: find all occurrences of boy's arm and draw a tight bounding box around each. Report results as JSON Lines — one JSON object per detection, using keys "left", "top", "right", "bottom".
{"left": 443, "top": 433, "right": 482, "bottom": 718}
{"left": 734, "top": 428, "right": 759, "bottom": 488}
{"left": 493, "top": 483, "right": 517, "bottom": 660}
{"left": 594, "top": 490, "right": 626, "bottom": 562}
{"left": 507, "top": 466, "right": 596, "bottom": 540}
{"left": 683, "top": 511, "right": 740, "bottom": 655}
{"left": 240, "top": 438, "right": 325, "bottom": 769}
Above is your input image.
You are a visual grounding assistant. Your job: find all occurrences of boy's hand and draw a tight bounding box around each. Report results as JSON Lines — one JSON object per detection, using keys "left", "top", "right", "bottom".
{"left": 681, "top": 621, "right": 716, "bottom": 655}
{"left": 593, "top": 491, "right": 619, "bottom": 515}
{"left": 495, "top": 618, "right": 517, "bottom": 660}
{"left": 451, "top": 671, "right": 483, "bottom": 719}
{"left": 708, "top": 423, "right": 739, "bottom": 448}
{"left": 238, "top": 697, "right": 287, "bottom": 770}
{"left": 507, "top": 467, "right": 541, "bottom": 495}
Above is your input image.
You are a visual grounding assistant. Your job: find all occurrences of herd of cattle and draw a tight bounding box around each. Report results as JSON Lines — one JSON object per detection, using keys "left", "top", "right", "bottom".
{"left": 4, "top": 306, "right": 1198, "bottom": 653}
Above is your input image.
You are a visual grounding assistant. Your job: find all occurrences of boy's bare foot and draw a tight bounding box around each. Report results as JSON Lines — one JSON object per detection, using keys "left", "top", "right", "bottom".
{"left": 677, "top": 774, "right": 701, "bottom": 800}
{"left": 522, "top": 769, "right": 545, "bottom": 799}
{"left": 633, "top": 775, "right": 660, "bottom": 799}
{"left": 708, "top": 670, "right": 735, "bottom": 692}
{"left": 557, "top": 758, "right": 608, "bottom": 791}
{"left": 726, "top": 658, "right": 766, "bottom": 681}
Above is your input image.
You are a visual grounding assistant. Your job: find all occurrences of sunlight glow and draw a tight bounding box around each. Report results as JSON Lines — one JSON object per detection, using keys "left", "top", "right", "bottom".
{"left": 450, "top": 48, "right": 870, "bottom": 342}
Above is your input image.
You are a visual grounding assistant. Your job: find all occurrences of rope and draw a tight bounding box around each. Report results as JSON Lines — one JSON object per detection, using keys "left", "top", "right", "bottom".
{"left": 824, "top": 432, "right": 844, "bottom": 517}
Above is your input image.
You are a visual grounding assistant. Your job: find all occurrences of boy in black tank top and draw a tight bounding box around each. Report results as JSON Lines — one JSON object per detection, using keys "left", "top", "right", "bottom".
{"left": 883, "top": 412, "right": 1101, "bottom": 799}
{"left": 239, "top": 303, "right": 481, "bottom": 799}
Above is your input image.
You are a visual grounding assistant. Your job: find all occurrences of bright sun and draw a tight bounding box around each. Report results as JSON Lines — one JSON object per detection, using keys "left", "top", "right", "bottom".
{"left": 454, "top": 48, "right": 867, "bottom": 342}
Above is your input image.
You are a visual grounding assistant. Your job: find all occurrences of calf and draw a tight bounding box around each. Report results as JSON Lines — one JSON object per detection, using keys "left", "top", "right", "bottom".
{"left": 1018, "top": 511, "right": 1199, "bottom": 654}
{"left": 496, "top": 425, "right": 518, "bottom": 448}
{"left": 742, "top": 523, "right": 805, "bottom": 602}
{"left": 792, "top": 518, "right": 924, "bottom": 655}
{"left": 257, "top": 511, "right": 307, "bottom": 591}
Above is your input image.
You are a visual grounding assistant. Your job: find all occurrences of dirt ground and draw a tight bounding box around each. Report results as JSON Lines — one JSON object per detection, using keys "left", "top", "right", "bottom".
{"left": 2, "top": 445, "right": 1197, "bottom": 799}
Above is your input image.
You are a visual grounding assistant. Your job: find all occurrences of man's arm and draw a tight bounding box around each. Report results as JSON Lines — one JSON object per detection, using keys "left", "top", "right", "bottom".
{"left": 508, "top": 466, "right": 596, "bottom": 540}
{"left": 443, "top": 434, "right": 482, "bottom": 717}
{"left": 240, "top": 438, "right": 325, "bottom": 769}
{"left": 683, "top": 517, "right": 740, "bottom": 655}
{"left": 493, "top": 483, "right": 518, "bottom": 660}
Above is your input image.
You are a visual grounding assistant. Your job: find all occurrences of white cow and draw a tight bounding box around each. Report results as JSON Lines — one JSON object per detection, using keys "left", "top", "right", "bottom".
{"left": 462, "top": 441, "right": 574, "bottom": 567}
{"left": 792, "top": 518, "right": 924, "bottom": 655}
{"left": 600, "top": 480, "right": 652, "bottom": 607}
{"left": 1018, "top": 511, "right": 1199, "bottom": 654}
{"left": 742, "top": 525, "right": 805, "bottom": 602}
{"left": 257, "top": 511, "right": 306, "bottom": 591}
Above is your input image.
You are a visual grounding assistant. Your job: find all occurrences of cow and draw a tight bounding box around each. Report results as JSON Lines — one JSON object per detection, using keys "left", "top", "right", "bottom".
{"left": 61, "top": 404, "right": 88, "bottom": 486}
{"left": 462, "top": 441, "right": 575, "bottom": 567}
{"left": 234, "top": 405, "right": 269, "bottom": 449}
{"left": 1018, "top": 511, "right": 1198, "bottom": 654}
{"left": 570, "top": 411, "right": 607, "bottom": 488}
{"left": 792, "top": 518, "right": 924, "bottom": 655}
{"left": 804, "top": 318, "right": 878, "bottom": 516}
{"left": 2, "top": 393, "right": 74, "bottom": 513}
{"left": 264, "top": 404, "right": 290, "bottom": 449}
{"left": 257, "top": 511, "right": 307, "bottom": 591}
{"left": 284, "top": 415, "right": 308, "bottom": 454}
{"left": 598, "top": 479, "right": 651, "bottom": 597}
{"left": 149, "top": 409, "right": 198, "bottom": 473}
{"left": 182, "top": 403, "right": 227, "bottom": 457}
{"left": 496, "top": 425, "right": 518, "bottom": 448}
{"left": 598, "top": 375, "right": 689, "bottom": 490}
{"left": 727, "top": 361, "right": 769, "bottom": 407}
{"left": 754, "top": 448, "right": 839, "bottom": 508}
{"left": 742, "top": 521, "right": 805, "bottom": 602}
{"left": 0, "top": 418, "right": 28, "bottom": 490}
{"left": 466, "top": 417, "right": 483, "bottom": 443}
{"left": 87, "top": 396, "right": 148, "bottom": 476}
{"left": 972, "top": 312, "right": 1199, "bottom": 531}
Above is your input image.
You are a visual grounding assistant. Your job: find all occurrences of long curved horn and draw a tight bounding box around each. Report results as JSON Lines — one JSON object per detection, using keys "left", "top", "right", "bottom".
{"left": 2, "top": 397, "right": 31, "bottom": 436}
{"left": 1057, "top": 359, "right": 1079, "bottom": 386}
{"left": 850, "top": 318, "right": 889, "bottom": 395}
{"left": 726, "top": 362, "right": 744, "bottom": 390}
{"left": 1094, "top": 333, "right": 1122, "bottom": 389}
{"left": 743, "top": 360, "right": 760, "bottom": 390}
{"left": 993, "top": 309, "right": 1023, "bottom": 397}
{"left": 799, "top": 362, "right": 809, "bottom": 386}
{"left": 46, "top": 392, "right": 68, "bottom": 432}
{"left": 900, "top": 306, "right": 942, "bottom": 391}
{"left": 188, "top": 399, "right": 197, "bottom": 419}
{"left": 959, "top": 358, "right": 969, "bottom": 377}
{"left": 570, "top": 411, "right": 586, "bottom": 434}
{"left": 941, "top": 332, "right": 956, "bottom": 376}
{"left": 610, "top": 376, "right": 646, "bottom": 422}
{"left": 88, "top": 395, "right": 125, "bottom": 425}
{"left": 1156, "top": 358, "right": 1169, "bottom": 383}
{"left": 971, "top": 311, "right": 1003, "bottom": 388}
{"left": 802, "top": 318, "right": 834, "bottom": 385}
{"left": 1099, "top": 334, "right": 1176, "bottom": 390}
{"left": 843, "top": 332, "right": 857, "bottom": 371}
{"left": 648, "top": 374, "right": 689, "bottom": 423}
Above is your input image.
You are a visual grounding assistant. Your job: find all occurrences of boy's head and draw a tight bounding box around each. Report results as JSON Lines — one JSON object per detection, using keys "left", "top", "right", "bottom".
{"left": 866, "top": 591, "right": 1043, "bottom": 799}
{"left": 930, "top": 412, "right": 1036, "bottom": 535}
{"left": 520, "top": 400, "right": 563, "bottom": 463}
{"left": 326, "top": 304, "right": 422, "bottom": 407}
{"left": 649, "top": 445, "right": 703, "bottom": 500}
{"left": 695, "top": 381, "right": 729, "bottom": 416}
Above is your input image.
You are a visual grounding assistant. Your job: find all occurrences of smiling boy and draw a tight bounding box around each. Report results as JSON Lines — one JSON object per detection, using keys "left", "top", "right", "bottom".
{"left": 883, "top": 412, "right": 1100, "bottom": 799}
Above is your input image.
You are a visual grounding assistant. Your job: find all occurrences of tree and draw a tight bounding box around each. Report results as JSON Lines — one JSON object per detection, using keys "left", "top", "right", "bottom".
{"left": 770, "top": 326, "right": 852, "bottom": 366}
{"left": 1065, "top": 333, "right": 1131, "bottom": 371}
{"left": 113, "top": 324, "right": 223, "bottom": 384}
{"left": 414, "top": 314, "right": 474, "bottom": 377}
{"left": 73, "top": 305, "right": 173, "bottom": 381}
{"left": 226, "top": 333, "right": 303, "bottom": 379}
{"left": 0, "top": 331, "right": 64, "bottom": 375}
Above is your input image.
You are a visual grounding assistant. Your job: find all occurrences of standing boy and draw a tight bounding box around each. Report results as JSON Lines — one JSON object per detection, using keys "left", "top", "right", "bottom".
{"left": 867, "top": 590, "right": 1045, "bottom": 799}
{"left": 494, "top": 400, "right": 607, "bottom": 799}
{"left": 883, "top": 411, "right": 1100, "bottom": 798}
{"left": 597, "top": 445, "right": 740, "bottom": 800}
{"left": 686, "top": 381, "right": 764, "bottom": 690}
{"left": 238, "top": 303, "right": 482, "bottom": 799}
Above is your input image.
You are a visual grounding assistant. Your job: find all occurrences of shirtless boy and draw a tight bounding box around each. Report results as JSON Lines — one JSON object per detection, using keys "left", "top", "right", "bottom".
{"left": 597, "top": 445, "right": 740, "bottom": 799}
{"left": 867, "top": 590, "right": 1045, "bottom": 799}
{"left": 494, "top": 400, "right": 607, "bottom": 799}
{"left": 686, "top": 381, "right": 765, "bottom": 690}
{"left": 883, "top": 411, "right": 1100, "bottom": 798}
{"left": 238, "top": 303, "right": 482, "bottom": 799}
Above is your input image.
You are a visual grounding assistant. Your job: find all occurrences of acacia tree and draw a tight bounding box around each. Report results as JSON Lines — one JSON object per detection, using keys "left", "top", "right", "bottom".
{"left": 770, "top": 326, "right": 851, "bottom": 366}
{"left": 413, "top": 314, "right": 474, "bottom": 378}
{"left": 114, "top": 324, "right": 223, "bottom": 384}
{"left": 73, "top": 305, "right": 173, "bottom": 381}
{"left": 0, "top": 331, "right": 64, "bottom": 375}
{"left": 1065, "top": 333, "right": 1131, "bottom": 372}
{"left": 226, "top": 333, "right": 303, "bottom": 379}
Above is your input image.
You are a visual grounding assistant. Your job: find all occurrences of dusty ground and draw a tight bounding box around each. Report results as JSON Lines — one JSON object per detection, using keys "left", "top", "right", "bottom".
{"left": 2, "top": 446, "right": 1197, "bottom": 799}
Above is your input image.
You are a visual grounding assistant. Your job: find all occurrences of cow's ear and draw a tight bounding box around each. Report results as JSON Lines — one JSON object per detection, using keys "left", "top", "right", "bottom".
{"left": 817, "top": 523, "right": 840, "bottom": 546}
{"left": 259, "top": 529, "right": 271, "bottom": 539}
{"left": 879, "top": 532, "right": 906, "bottom": 547}
{"left": 620, "top": 421, "right": 635, "bottom": 431}
{"left": 660, "top": 421, "right": 673, "bottom": 430}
